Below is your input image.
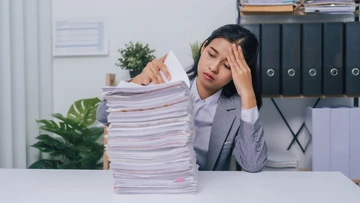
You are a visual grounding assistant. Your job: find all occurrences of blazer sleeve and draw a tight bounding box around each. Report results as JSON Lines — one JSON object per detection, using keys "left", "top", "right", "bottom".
{"left": 96, "top": 99, "right": 109, "bottom": 126}
{"left": 232, "top": 112, "right": 267, "bottom": 173}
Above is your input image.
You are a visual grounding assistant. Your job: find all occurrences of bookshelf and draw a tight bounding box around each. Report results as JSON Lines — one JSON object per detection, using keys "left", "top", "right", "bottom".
{"left": 236, "top": 1, "right": 360, "bottom": 154}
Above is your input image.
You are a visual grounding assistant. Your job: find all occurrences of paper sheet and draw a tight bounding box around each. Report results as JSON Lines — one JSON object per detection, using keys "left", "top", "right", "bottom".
{"left": 160, "top": 50, "right": 190, "bottom": 88}
{"left": 116, "top": 50, "right": 190, "bottom": 88}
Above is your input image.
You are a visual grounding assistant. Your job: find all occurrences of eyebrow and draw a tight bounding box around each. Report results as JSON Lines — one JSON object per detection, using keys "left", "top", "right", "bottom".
{"left": 210, "top": 46, "right": 219, "bottom": 54}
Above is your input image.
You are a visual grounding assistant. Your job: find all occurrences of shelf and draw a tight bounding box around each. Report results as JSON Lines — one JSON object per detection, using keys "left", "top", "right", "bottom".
{"left": 237, "top": 1, "right": 360, "bottom": 24}
{"left": 239, "top": 13, "right": 359, "bottom": 24}
{"left": 262, "top": 95, "right": 360, "bottom": 98}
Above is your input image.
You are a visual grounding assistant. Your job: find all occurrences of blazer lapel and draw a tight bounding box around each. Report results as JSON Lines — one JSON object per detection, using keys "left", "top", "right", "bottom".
{"left": 206, "top": 95, "right": 237, "bottom": 170}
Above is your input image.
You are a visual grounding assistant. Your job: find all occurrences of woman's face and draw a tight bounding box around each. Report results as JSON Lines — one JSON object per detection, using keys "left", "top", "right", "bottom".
{"left": 197, "top": 38, "right": 234, "bottom": 93}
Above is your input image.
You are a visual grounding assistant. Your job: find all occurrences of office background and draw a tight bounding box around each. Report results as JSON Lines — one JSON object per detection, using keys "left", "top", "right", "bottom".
{"left": 0, "top": 0, "right": 357, "bottom": 169}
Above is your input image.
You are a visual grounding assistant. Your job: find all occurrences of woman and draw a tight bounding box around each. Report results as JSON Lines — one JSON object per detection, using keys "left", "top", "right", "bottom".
{"left": 97, "top": 24, "right": 267, "bottom": 172}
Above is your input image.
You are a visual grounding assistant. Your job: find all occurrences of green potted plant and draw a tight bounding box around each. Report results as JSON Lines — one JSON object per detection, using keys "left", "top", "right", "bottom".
{"left": 116, "top": 41, "right": 156, "bottom": 78}
{"left": 29, "top": 97, "right": 104, "bottom": 169}
{"left": 190, "top": 41, "right": 201, "bottom": 62}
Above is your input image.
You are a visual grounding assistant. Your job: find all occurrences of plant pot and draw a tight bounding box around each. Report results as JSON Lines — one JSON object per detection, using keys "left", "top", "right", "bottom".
{"left": 129, "top": 69, "right": 142, "bottom": 78}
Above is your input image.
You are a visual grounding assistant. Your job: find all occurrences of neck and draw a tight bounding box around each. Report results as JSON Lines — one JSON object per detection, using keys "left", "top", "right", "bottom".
{"left": 195, "top": 77, "right": 218, "bottom": 100}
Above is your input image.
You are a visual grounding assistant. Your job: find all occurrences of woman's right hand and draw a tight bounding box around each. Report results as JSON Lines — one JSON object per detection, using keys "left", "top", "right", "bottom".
{"left": 132, "top": 54, "right": 171, "bottom": 85}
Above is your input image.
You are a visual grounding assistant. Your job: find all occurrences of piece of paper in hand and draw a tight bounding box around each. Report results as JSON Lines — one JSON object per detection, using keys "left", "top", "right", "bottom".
{"left": 160, "top": 51, "right": 190, "bottom": 88}
{"left": 116, "top": 50, "right": 190, "bottom": 88}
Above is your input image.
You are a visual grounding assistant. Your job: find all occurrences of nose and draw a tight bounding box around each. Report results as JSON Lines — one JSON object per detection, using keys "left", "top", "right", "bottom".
{"left": 209, "top": 64, "right": 219, "bottom": 74}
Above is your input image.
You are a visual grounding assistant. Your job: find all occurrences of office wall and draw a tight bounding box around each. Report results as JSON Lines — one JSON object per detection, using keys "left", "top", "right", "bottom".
{"left": 52, "top": 0, "right": 354, "bottom": 169}
{"left": 52, "top": 0, "right": 238, "bottom": 114}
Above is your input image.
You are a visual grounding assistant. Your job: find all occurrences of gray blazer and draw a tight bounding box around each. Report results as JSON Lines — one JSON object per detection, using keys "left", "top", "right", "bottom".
{"left": 96, "top": 85, "right": 267, "bottom": 172}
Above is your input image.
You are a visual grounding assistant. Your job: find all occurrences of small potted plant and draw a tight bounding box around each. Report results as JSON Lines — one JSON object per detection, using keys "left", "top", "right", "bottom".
{"left": 190, "top": 41, "right": 201, "bottom": 62}
{"left": 116, "top": 41, "right": 156, "bottom": 78}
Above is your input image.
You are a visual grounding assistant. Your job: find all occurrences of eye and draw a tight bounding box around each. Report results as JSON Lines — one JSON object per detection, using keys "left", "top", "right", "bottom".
{"left": 208, "top": 52, "right": 215, "bottom": 58}
{"left": 223, "top": 63, "right": 230, "bottom": 69}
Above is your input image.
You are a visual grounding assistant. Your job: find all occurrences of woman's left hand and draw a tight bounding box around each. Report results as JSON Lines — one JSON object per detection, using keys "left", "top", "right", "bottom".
{"left": 227, "top": 44, "right": 256, "bottom": 109}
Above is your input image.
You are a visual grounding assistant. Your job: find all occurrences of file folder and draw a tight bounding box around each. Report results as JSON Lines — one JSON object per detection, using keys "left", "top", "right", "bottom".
{"left": 302, "top": 23, "right": 322, "bottom": 96}
{"left": 345, "top": 22, "right": 360, "bottom": 96}
{"left": 306, "top": 107, "right": 331, "bottom": 172}
{"left": 349, "top": 107, "right": 360, "bottom": 180}
{"left": 261, "top": 24, "right": 280, "bottom": 96}
{"left": 323, "top": 23, "right": 344, "bottom": 96}
{"left": 281, "top": 23, "right": 301, "bottom": 96}
{"left": 242, "top": 24, "right": 261, "bottom": 95}
{"left": 330, "top": 107, "right": 350, "bottom": 178}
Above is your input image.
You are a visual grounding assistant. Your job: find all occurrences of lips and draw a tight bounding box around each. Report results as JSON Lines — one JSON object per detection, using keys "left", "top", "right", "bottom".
{"left": 204, "top": 72, "right": 214, "bottom": 80}
{"left": 204, "top": 73, "right": 214, "bottom": 80}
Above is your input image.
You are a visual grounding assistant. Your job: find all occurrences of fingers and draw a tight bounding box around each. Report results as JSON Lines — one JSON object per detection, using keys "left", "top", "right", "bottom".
{"left": 159, "top": 54, "right": 168, "bottom": 62}
{"left": 153, "top": 60, "right": 171, "bottom": 80}
{"left": 140, "top": 66, "right": 153, "bottom": 85}
{"left": 158, "top": 54, "right": 171, "bottom": 80}
{"left": 229, "top": 44, "right": 250, "bottom": 73}
{"left": 149, "top": 62, "right": 165, "bottom": 84}
{"left": 140, "top": 75, "right": 151, "bottom": 85}
{"left": 232, "top": 44, "right": 247, "bottom": 72}
{"left": 228, "top": 46, "right": 241, "bottom": 73}
{"left": 140, "top": 54, "right": 170, "bottom": 85}
{"left": 141, "top": 62, "right": 159, "bottom": 84}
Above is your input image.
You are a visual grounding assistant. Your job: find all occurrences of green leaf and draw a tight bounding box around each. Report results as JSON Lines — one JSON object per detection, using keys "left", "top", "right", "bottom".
{"left": 28, "top": 159, "right": 63, "bottom": 169}
{"left": 37, "top": 120, "right": 82, "bottom": 145}
{"left": 67, "top": 97, "right": 101, "bottom": 127}
{"left": 57, "top": 160, "right": 82, "bottom": 169}
{"left": 85, "top": 127, "right": 104, "bottom": 142}
{"left": 31, "top": 142, "right": 75, "bottom": 161}
{"left": 53, "top": 114, "right": 103, "bottom": 143}
{"left": 190, "top": 41, "right": 201, "bottom": 62}
{"left": 53, "top": 113, "right": 89, "bottom": 133}
{"left": 116, "top": 41, "right": 156, "bottom": 71}
{"left": 30, "top": 97, "right": 106, "bottom": 170}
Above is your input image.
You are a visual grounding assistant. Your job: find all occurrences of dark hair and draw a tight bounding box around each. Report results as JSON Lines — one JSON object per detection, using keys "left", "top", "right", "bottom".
{"left": 187, "top": 24, "right": 262, "bottom": 109}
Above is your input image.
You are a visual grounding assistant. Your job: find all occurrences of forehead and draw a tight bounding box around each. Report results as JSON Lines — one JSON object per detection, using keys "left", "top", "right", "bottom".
{"left": 207, "top": 38, "right": 235, "bottom": 56}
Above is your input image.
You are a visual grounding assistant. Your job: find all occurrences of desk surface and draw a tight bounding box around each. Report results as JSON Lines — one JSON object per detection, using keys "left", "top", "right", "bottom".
{"left": 0, "top": 169, "right": 359, "bottom": 203}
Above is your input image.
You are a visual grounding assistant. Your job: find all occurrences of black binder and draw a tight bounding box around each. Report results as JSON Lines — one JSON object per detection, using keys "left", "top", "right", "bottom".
{"left": 302, "top": 23, "right": 322, "bottom": 96}
{"left": 323, "top": 22, "right": 344, "bottom": 96}
{"left": 345, "top": 22, "right": 360, "bottom": 96}
{"left": 261, "top": 24, "right": 280, "bottom": 96}
{"left": 281, "top": 23, "right": 301, "bottom": 96}
{"left": 242, "top": 24, "right": 261, "bottom": 95}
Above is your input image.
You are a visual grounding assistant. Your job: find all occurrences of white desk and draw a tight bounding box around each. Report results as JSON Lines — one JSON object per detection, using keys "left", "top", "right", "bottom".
{"left": 0, "top": 169, "right": 359, "bottom": 203}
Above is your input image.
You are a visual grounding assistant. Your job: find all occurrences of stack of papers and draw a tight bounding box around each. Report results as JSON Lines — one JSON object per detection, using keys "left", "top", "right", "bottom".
{"left": 102, "top": 81, "right": 198, "bottom": 194}
{"left": 263, "top": 149, "right": 299, "bottom": 171}
{"left": 239, "top": 0, "right": 295, "bottom": 12}
{"left": 302, "top": 0, "right": 356, "bottom": 14}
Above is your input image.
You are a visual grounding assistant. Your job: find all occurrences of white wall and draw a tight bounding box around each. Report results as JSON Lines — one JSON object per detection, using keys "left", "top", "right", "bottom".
{"left": 52, "top": 0, "right": 355, "bottom": 169}
{"left": 52, "top": 0, "right": 238, "bottom": 115}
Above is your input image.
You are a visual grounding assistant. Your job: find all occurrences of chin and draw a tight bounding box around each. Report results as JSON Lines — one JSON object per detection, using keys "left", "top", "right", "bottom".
{"left": 198, "top": 74, "right": 216, "bottom": 90}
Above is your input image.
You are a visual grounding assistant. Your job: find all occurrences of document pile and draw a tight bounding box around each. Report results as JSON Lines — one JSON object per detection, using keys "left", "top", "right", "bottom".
{"left": 263, "top": 149, "right": 298, "bottom": 171}
{"left": 102, "top": 51, "right": 198, "bottom": 194}
{"left": 301, "top": 0, "right": 356, "bottom": 14}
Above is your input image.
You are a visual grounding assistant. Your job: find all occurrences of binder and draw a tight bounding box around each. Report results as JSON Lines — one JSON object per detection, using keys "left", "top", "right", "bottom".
{"left": 345, "top": 22, "right": 360, "bottom": 96}
{"left": 323, "top": 23, "right": 344, "bottom": 96}
{"left": 281, "top": 23, "right": 301, "bottom": 96}
{"left": 349, "top": 108, "right": 360, "bottom": 180}
{"left": 261, "top": 24, "right": 280, "bottom": 96}
{"left": 302, "top": 23, "right": 322, "bottom": 96}
{"left": 242, "top": 24, "right": 261, "bottom": 95}
{"left": 306, "top": 107, "right": 331, "bottom": 172}
{"left": 330, "top": 107, "right": 350, "bottom": 178}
